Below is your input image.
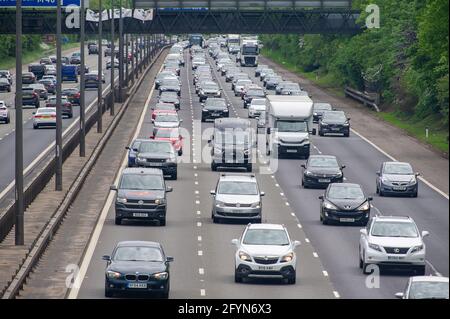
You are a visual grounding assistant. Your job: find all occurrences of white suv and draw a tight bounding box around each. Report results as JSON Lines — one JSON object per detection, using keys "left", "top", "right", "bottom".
{"left": 231, "top": 223, "right": 300, "bottom": 284}
{"left": 359, "top": 216, "right": 429, "bottom": 275}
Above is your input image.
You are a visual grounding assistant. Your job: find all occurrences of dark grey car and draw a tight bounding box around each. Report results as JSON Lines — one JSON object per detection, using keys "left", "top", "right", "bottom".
{"left": 134, "top": 140, "right": 178, "bottom": 180}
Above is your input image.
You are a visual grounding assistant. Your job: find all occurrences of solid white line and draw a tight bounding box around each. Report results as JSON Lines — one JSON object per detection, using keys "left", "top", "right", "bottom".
{"left": 198, "top": 250, "right": 203, "bottom": 256}
{"left": 426, "top": 260, "right": 442, "bottom": 277}
{"left": 322, "top": 270, "right": 329, "bottom": 277}
{"left": 333, "top": 291, "right": 340, "bottom": 298}
{"left": 200, "top": 289, "right": 206, "bottom": 296}
{"left": 199, "top": 268, "right": 205, "bottom": 275}
{"left": 351, "top": 128, "right": 449, "bottom": 199}
{"left": 197, "top": 236, "right": 202, "bottom": 242}
{"left": 313, "top": 252, "right": 319, "bottom": 258}
{"left": 297, "top": 223, "right": 302, "bottom": 229}
{"left": 67, "top": 65, "right": 161, "bottom": 299}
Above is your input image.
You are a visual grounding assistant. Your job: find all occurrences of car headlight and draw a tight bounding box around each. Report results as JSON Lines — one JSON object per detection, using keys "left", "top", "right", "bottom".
{"left": 137, "top": 156, "right": 144, "bottom": 162}
{"left": 250, "top": 202, "right": 261, "bottom": 209}
{"left": 343, "top": 123, "right": 350, "bottom": 126}
{"left": 166, "top": 156, "right": 176, "bottom": 163}
{"left": 357, "top": 201, "right": 370, "bottom": 211}
{"left": 280, "top": 252, "right": 294, "bottom": 263}
{"left": 238, "top": 251, "right": 252, "bottom": 262}
{"left": 381, "top": 177, "right": 391, "bottom": 184}
{"left": 214, "top": 147, "right": 223, "bottom": 155}
{"left": 321, "top": 122, "right": 329, "bottom": 126}
{"left": 410, "top": 245, "right": 424, "bottom": 253}
{"left": 155, "top": 198, "right": 166, "bottom": 205}
{"left": 202, "top": 108, "right": 208, "bottom": 112}
{"left": 152, "top": 272, "right": 169, "bottom": 280}
{"left": 116, "top": 197, "right": 127, "bottom": 204}
{"left": 305, "top": 170, "right": 314, "bottom": 177}
{"left": 323, "top": 200, "right": 337, "bottom": 210}
{"left": 368, "top": 243, "right": 382, "bottom": 252}
{"left": 313, "top": 112, "right": 318, "bottom": 116}
{"left": 408, "top": 178, "right": 417, "bottom": 185}
{"left": 243, "top": 149, "right": 251, "bottom": 155}
{"left": 335, "top": 171, "right": 343, "bottom": 178}
{"left": 223, "top": 109, "right": 229, "bottom": 112}
{"left": 215, "top": 200, "right": 225, "bottom": 208}
{"left": 106, "top": 270, "right": 121, "bottom": 279}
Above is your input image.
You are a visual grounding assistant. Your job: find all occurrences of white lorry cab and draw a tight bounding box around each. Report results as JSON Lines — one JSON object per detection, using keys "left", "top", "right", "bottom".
{"left": 265, "top": 95, "right": 316, "bottom": 159}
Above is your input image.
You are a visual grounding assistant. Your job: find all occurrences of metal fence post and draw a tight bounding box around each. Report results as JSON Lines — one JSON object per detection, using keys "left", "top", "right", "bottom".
{"left": 80, "top": 0, "right": 86, "bottom": 157}
{"left": 118, "top": 1, "right": 124, "bottom": 102}
{"left": 55, "top": 0, "right": 63, "bottom": 191}
{"left": 97, "top": 0, "right": 103, "bottom": 133}
{"left": 110, "top": 4, "right": 115, "bottom": 115}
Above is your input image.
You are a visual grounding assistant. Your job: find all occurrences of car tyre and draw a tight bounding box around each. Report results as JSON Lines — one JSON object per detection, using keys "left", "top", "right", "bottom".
{"left": 171, "top": 172, "right": 177, "bottom": 180}
{"left": 211, "top": 162, "right": 217, "bottom": 171}
{"left": 105, "top": 285, "right": 113, "bottom": 298}
{"left": 246, "top": 164, "right": 252, "bottom": 172}
{"left": 178, "top": 149, "right": 183, "bottom": 156}
{"left": 213, "top": 215, "right": 220, "bottom": 224}
{"left": 159, "top": 218, "right": 166, "bottom": 227}
{"left": 234, "top": 271, "right": 243, "bottom": 283}
{"left": 115, "top": 217, "right": 122, "bottom": 225}
{"left": 415, "top": 266, "right": 426, "bottom": 276}
{"left": 287, "top": 274, "right": 296, "bottom": 285}
{"left": 319, "top": 129, "right": 324, "bottom": 137}
{"left": 33, "top": 124, "right": 38, "bottom": 129}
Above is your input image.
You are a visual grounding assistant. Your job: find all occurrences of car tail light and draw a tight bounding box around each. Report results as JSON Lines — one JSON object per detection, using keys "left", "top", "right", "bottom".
{"left": 34, "top": 115, "right": 42, "bottom": 118}
{"left": 33, "top": 93, "right": 38, "bottom": 98}
{"left": 74, "top": 93, "right": 80, "bottom": 98}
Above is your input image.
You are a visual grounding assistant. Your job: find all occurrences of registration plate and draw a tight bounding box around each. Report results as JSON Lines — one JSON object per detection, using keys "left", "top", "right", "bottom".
{"left": 258, "top": 266, "right": 274, "bottom": 271}
{"left": 286, "top": 149, "right": 298, "bottom": 153}
{"left": 128, "top": 283, "right": 147, "bottom": 289}
{"left": 340, "top": 218, "right": 355, "bottom": 223}
{"left": 149, "top": 162, "right": 164, "bottom": 166}
{"left": 212, "top": 113, "right": 220, "bottom": 117}
{"left": 388, "top": 256, "right": 405, "bottom": 261}
{"left": 133, "top": 213, "right": 148, "bottom": 218}
{"left": 319, "top": 179, "right": 331, "bottom": 183}
{"left": 331, "top": 127, "right": 341, "bottom": 131}
{"left": 393, "top": 186, "right": 407, "bottom": 191}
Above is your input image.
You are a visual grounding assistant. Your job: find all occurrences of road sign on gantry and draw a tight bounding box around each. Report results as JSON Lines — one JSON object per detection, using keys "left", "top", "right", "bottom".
{"left": 0, "top": 0, "right": 82, "bottom": 7}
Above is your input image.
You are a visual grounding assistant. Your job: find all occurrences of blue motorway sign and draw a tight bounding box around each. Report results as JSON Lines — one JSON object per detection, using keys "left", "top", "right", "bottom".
{"left": 0, "top": 0, "right": 81, "bottom": 7}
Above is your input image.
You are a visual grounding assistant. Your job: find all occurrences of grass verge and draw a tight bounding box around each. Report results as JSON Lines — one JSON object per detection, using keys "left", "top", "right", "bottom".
{"left": 262, "top": 49, "right": 449, "bottom": 155}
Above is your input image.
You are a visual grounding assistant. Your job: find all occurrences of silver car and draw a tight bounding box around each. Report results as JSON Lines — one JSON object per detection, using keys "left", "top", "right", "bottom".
{"left": 395, "top": 276, "right": 449, "bottom": 299}
{"left": 210, "top": 174, "right": 264, "bottom": 223}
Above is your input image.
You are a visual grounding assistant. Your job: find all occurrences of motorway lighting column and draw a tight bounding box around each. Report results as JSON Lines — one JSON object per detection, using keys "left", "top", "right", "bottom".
{"left": 79, "top": 0, "right": 86, "bottom": 157}
{"left": 110, "top": 3, "right": 115, "bottom": 116}
{"left": 97, "top": 0, "right": 103, "bottom": 133}
{"left": 55, "top": 0, "right": 63, "bottom": 191}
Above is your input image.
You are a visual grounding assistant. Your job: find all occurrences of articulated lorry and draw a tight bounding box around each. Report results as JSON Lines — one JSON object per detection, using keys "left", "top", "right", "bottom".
{"left": 265, "top": 95, "right": 316, "bottom": 159}
{"left": 238, "top": 37, "right": 259, "bottom": 67}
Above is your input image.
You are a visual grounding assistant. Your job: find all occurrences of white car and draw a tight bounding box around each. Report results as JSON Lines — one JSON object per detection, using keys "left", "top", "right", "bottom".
{"left": 359, "top": 216, "right": 429, "bottom": 275}
{"left": 231, "top": 223, "right": 300, "bottom": 284}
{"left": 248, "top": 98, "right": 266, "bottom": 118}
{"left": 33, "top": 107, "right": 56, "bottom": 129}
{"left": 0, "top": 101, "right": 10, "bottom": 124}
{"left": 234, "top": 79, "right": 253, "bottom": 96}
{"left": 153, "top": 112, "right": 182, "bottom": 128}
{"left": 395, "top": 276, "right": 449, "bottom": 299}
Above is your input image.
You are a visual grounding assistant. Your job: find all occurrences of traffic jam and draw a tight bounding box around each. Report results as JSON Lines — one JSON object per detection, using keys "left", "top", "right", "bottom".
{"left": 99, "top": 34, "right": 448, "bottom": 300}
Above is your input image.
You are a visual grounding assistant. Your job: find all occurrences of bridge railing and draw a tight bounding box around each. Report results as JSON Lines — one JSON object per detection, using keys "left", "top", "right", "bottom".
{"left": 133, "top": 0, "right": 353, "bottom": 10}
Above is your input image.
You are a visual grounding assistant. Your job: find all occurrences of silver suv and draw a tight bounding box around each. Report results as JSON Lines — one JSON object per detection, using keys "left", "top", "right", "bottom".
{"left": 210, "top": 174, "right": 264, "bottom": 223}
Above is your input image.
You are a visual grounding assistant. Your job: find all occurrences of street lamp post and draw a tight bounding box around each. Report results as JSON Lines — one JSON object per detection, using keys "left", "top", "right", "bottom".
{"left": 118, "top": 0, "right": 124, "bottom": 102}
{"left": 110, "top": 2, "right": 115, "bottom": 116}
{"left": 55, "top": 0, "right": 63, "bottom": 191}
{"left": 97, "top": 0, "right": 103, "bottom": 133}
{"left": 79, "top": 0, "right": 86, "bottom": 157}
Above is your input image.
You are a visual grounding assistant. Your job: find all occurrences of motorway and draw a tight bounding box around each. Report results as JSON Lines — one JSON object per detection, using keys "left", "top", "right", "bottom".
{"left": 72, "top": 46, "right": 448, "bottom": 299}
{"left": 0, "top": 45, "right": 118, "bottom": 202}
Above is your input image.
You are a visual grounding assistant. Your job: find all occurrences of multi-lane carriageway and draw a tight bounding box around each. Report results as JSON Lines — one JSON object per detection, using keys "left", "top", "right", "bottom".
{"left": 62, "top": 47, "right": 449, "bottom": 299}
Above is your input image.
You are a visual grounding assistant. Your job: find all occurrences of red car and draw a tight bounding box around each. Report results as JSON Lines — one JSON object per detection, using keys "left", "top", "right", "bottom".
{"left": 151, "top": 103, "right": 177, "bottom": 121}
{"left": 152, "top": 127, "right": 184, "bottom": 156}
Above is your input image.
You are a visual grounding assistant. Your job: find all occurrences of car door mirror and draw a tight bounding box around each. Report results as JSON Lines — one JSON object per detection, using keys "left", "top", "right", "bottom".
{"left": 102, "top": 255, "right": 111, "bottom": 262}
{"left": 347, "top": 117, "right": 351, "bottom": 121}
{"left": 293, "top": 240, "right": 301, "bottom": 247}
{"left": 422, "top": 230, "right": 429, "bottom": 238}
{"left": 179, "top": 119, "right": 183, "bottom": 123}
{"left": 266, "top": 127, "right": 271, "bottom": 135}
{"left": 260, "top": 192, "right": 265, "bottom": 197}
{"left": 318, "top": 195, "right": 324, "bottom": 200}
{"left": 125, "top": 146, "right": 130, "bottom": 150}
{"left": 368, "top": 197, "right": 373, "bottom": 201}
{"left": 395, "top": 292, "right": 404, "bottom": 299}
{"left": 341, "top": 165, "right": 346, "bottom": 169}
{"left": 150, "top": 135, "right": 155, "bottom": 139}
{"left": 207, "top": 139, "right": 212, "bottom": 144}
{"left": 210, "top": 190, "right": 216, "bottom": 195}
{"left": 301, "top": 164, "right": 306, "bottom": 169}
{"left": 311, "top": 128, "right": 317, "bottom": 135}
{"left": 166, "top": 256, "right": 174, "bottom": 262}
{"left": 360, "top": 229, "right": 367, "bottom": 236}
{"left": 166, "top": 186, "right": 173, "bottom": 193}
{"left": 415, "top": 172, "right": 420, "bottom": 177}
{"left": 110, "top": 185, "right": 117, "bottom": 191}
{"left": 376, "top": 171, "right": 380, "bottom": 176}
{"left": 231, "top": 239, "right": 239, "bottom": 246}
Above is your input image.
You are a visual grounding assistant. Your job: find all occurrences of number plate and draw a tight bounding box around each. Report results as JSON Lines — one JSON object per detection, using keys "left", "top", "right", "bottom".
{"left": 331, "top": 127, "right": 341, "bottom": 131}
{"left": 340, "top": 218, "right": 355, "bottom": 223}
{"left": 258, "top": 266, "right": 274, "bottom": 271}
{"left": 286, "top": 149, "right": 298, "bottom": 153}
{"left": 319, "top": 179, "right": 331, "bottom": 183}
{"left": 127, "top": 283, "right": 147, "bottom": 289}
{"left": 388, "top": 256, "right": 405, "bottom": 261}
{"left": 393, "top": 186, "right": 407, "bottom": 191}
{"left": 133, "top": 213, "right": 148, "bottom": 218}
{"left": 212, "top": 113, "right": 220, "bottom": 116}
{"left": 149, "top": 162, "right": 164, "bottom": 166}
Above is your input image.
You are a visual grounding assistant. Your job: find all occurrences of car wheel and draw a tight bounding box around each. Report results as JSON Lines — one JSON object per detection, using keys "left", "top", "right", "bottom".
{"left": 33, "top": 124, "right": 38, "bottom": 129}
{"left": 234, "top": 270, "right": 243, "bottom": 283}
{"left": 201, "top": 117, "right": 205, "bottom": 122}
{"left": 287, "top": 273, "right": 296, "bottom": 285}
{"left": 359, "top": 255, "right": 363, "bottom": 269}
{"left": 345, "top": 131, "right": 350, "bottom": 137}
{"left": 159, "top": 218, "right": 166, "bottom": 226}
{"left": 211, "top": 163, "right": 217, "bottom": 171}
{"left": 246, "top": 164, "right": 252, "bottom": 172}
{"left": 322, "top": 217, "right": 328, "bottom": 225}
{"left": 171, "top": 172, "right": 177, "bottom": 180}
{"left": 105, "top": 287, "right": 113, "bottom": 298}
{"left": 319, "top": 129, "right": 324, "bottom": 136}
{"left": 379, "top": 189, "right": 384, "bottom": 197}
{"left": 178, "top": 149, "right": 183, "bottom": 156}
{"left": 415, "top": 266, "right": 426, "bottom": 276}
{"left": 115, "top": 217, "right": 122, "bottom": 225}
{"left": 213, "top": 215, "right": 220, "bottom": 224}
{"left": 412, "top": 190, "right": 418, "bottom": 198}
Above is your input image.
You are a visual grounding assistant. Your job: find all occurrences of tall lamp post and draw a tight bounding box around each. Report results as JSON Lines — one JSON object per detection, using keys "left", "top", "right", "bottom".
{"left": 79, "top": 0, "right": 86, "bottom": 157}
{"left": 55, "top": 0, "right": 63, "bottom": 191}
{"left": 97, "top": 0, "right": 103, "bottom": 133}
{"left": 110, "top": 2, "right": 115, "bottom": 116}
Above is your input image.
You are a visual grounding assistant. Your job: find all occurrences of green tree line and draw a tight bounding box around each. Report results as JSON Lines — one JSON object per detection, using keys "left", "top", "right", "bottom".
{"left": 0, "top": 35, "right": 43, "bottom": 62}
{"left": 260, "top": 0, "right": 449, "bottom": 126}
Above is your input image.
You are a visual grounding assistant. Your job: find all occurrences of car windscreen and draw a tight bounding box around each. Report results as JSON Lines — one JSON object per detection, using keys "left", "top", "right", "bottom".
{"left": 314, "top": 103, "right": 333, "bottom": 111}
{"left": 155, "top": 114, "right": 178, "bottom": 122}
{"left": 160, "top": 92, "right": 178, "bottom": 99}
{"left": 155, "top": 129, "right": 179, "bottom": 138}
{"left": 251, "top": 99, "right": 266, "bottom": 106}
{"left": 284, "top": 83, "right": 300, "bottom": 90}
{"left": 155, "top": 104, "right": 176, "bottom": 111}
{"left": 247, "top": 89, "right": 264, "bottom": 96}
{"left": 384, "top": 163, "right": 413, "bottom": 175}
{"left": 113, "top": 246, "right": 163, "bottom": 262}
{"left": 409, "top": 282, "right": 449, "bottom": 299}
{"left": 120, "top": 173, "right": 164, "bottom": 190}
{"left": 139, "top": 141, "right": 173, "bottom": 154}
{"left": 236, "top": 80, "right": 252, "bottom": 86}
{"left": 205, "top": 99, "right": 226, "bottom": 108}
{"left": 162, "top": 79, "right": 179, "bottom": 86}
{"left": 218, "top": 181, "right": 258, "bottom": 195}
{"left": 243, "top": 229, "right": 289, "bottom": 246}
{"left": 203, "top": 83, "right": 219, "bottom": 90}
{"left": 328, "top": 185, "right": 364, "bottom": 200}
{"left": 308, "top": 157, "right": 339, "bottom": 168}
{"left": 371, "top": 222, "right": 419, "bottom": 238}
{"left": 276, "top": 120, "right": 308, "bottom": 133}
{"left": 37, "top": 108, "right": 55, "bottom": 114}
{"left": 323, "top": 111, "right": 347, "bottom": 122}
{"left": 215, "top": 130, "right": 251, "bottom": 146}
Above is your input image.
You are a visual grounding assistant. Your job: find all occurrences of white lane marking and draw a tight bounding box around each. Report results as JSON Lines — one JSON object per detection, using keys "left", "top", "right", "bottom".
{"left": 285, "top": 202, "right": 290, "bottom": 206}
{"left": 197, "top": 222, "right": 202, "bottom": 227}
{"left": 351, "top": 128, "right": 449, "bottom": 199}
{"left": 322, "top": 271, "right": 329, "bottom": 277}
{"left": 198, "top": 236, "right": 202, "bottom": 242}
{"left": 313, "top": 252, "right": 319, "bottom": 258}
{"left": 195, "top": 181, "right": 199, "bottom": 185}
{"left": 0, "top": 74, "right": 120, "bottom": 201}
{"left": 305, "top": 238, "right": 310, "bottom": 243}
{"left": 297, "top": 223, "right": 302, "bottom": 229}
{"left": 195, "top": 190, "right": 199, "bottom": 194}
{"left": 195, "top": 200, "right": 200, "bottom": 204}
{"left": 275, "top": 183, "right": 279, "bottom": 187}
{"left": 196, "top": 210, "right": 201, "bottom": 215}
{"left": 198, "top": 250, "right": 203, "bottom": 256}
{"left": 280, "top": 192, "right": 284, "bottom": 196}
{"left": 200, "top": 289, "right": 206, "bottom": 296}
{"left": 193, "top": 165, "right": 197, "bottom": 169}
{"left": 67, "top": 65, "right": 161, "bottom": 299}
{"left": 426, "top": 260, "right": 442, "bottom": 277}
{"left": 290, "top": 212, "right": 295, "bottom": 217}
{"left": 333, "top": 291, "right": 340, "bottom": 298}
{"left": 199, "top": 268, "right": 205, "bottom": 275}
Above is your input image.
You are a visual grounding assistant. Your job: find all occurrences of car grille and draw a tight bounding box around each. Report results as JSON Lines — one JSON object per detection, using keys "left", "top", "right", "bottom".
{"left": 224, "top": 203, "right": 252, "bottom": 208}
{"left": 218, "top": 212, "right": 259, "bottom": 217}
{"left": 384, "top": 247, "right": 410, "bottom": 254}
{"left": 391, "top": 182, "right": 408, "bottom": 186}
{"left": 280, "top": 139, "right": 302, "bottom": 144}
{"left": 254, "top": 257, "right": 279, "bottom": 265}
{"left": 146, "top": 158, "right": 166, "bottom": 163}
{"left": 125, "top": 274, "right": 150, "bottom": 281}
{"left": 127, "top": 199, "right": 156, "bottom": 204}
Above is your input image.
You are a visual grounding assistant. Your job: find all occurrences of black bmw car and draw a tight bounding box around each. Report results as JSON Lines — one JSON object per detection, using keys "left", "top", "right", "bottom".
{"left": 301, "top": 155, "right": 345, "bottom": 188}
{"left": 201, "top": 98, "right": 229, "bottom": 122}
{"left": 319, "top": 183, "right": 372, "bottom": 225}
{"left": 318, "top": 111, "right": 351, "bottom": 137}
{"left": 103, "top": 241, "right": 173, "bottom": 298}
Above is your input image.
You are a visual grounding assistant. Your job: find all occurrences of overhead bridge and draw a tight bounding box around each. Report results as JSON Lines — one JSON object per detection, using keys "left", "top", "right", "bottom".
{"left": 0, "top": 0, "right": 361, "bottom": 34}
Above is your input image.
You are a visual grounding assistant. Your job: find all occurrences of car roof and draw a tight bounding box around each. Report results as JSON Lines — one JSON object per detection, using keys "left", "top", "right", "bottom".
{"left": 384, "top": 161, "right": 411, "bottom": 166}
{"left": 122, "top": 167, "right": 164, "bottom": 175}
{"left": 219, "top": 173, "right": 257, "bottom": 182}
{"left": 116, "top": 241, "right": 161, "bottom": 248}
{"left": 214, "top": 117, "right": 251, "bottom": 129}
{"left": 373, "top": 215, "right": 414, "bottom": 223}
{"left": 309, "top": 155, "right": 337, "bottom": 160}
{"left": 37, "top": 107, "right": 56, "bottom": 112}
{"left": 247, "top": 223, "right": 285, "bottom": 230}
{"left": 410, "top": 276, "right": 449, "bottom": 283}
{"left": 329, "top": 183, "right": 361, "bottom": 188}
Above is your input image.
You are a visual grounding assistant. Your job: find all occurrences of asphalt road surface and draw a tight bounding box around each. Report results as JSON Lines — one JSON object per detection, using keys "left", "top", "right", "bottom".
{"left": 74, "top": 48, "right": 448, "bottom": 299}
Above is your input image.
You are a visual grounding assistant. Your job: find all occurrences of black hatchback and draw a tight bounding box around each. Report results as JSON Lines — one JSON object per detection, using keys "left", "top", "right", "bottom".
{"left": 301, "top": 155, "right": 345, "bottom": 188}
{"left": 318, "top": 111, "right": 350, "bottom": 137}
{"left": 102, "top": 241, "right": 173, "bottom": 298}
{"left": 201, "top": 98, "right": 229, "bottom": 122}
